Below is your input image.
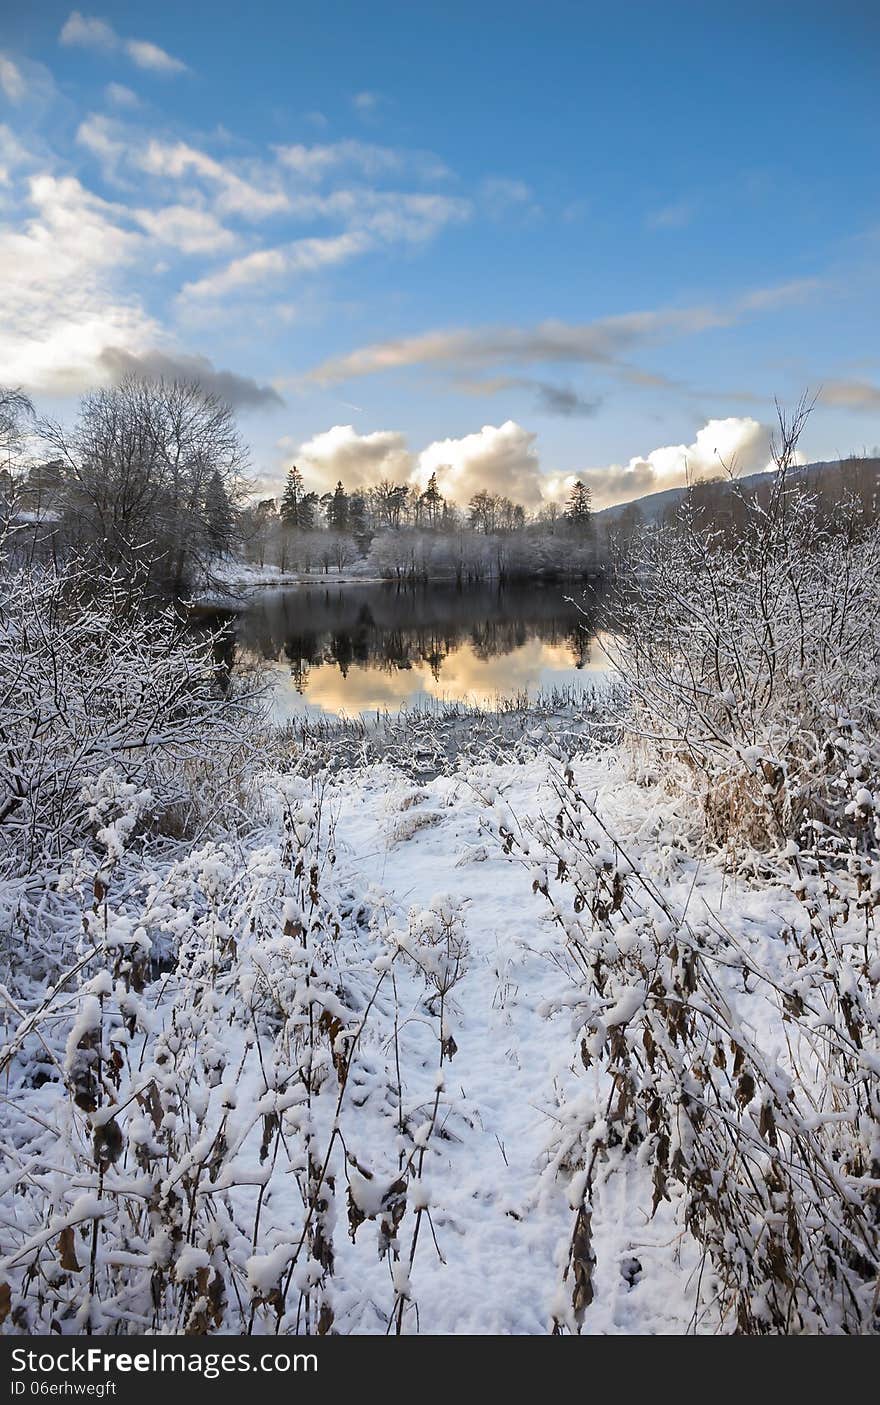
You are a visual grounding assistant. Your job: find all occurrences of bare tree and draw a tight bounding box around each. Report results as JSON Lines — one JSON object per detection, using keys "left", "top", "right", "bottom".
{"left": 40, "top": 376, "right": 249, "bottom": 592}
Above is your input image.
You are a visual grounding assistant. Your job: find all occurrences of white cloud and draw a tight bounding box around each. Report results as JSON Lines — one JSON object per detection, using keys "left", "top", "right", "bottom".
{"left": 280, "top": 415, "right": 785, "bottom": 515}
{"left": 546, "top": 417, "right": 777, "bottom": 511}
{"left": 105, "top": 81, "right": 140, "bottom": 108}
{"left": 180, "top": 233, "right": 370, "bottom": 301}
{"left": 276, "top": 139, "right": 450, "bottom": 182}
{"left": 287, "top": 418, "right": 528, "bottom": 505}
{"left": 288, "top": 419, "right": 547, "bottom": 507}
{"left": 59, "top": 12, "right": 188, "bottom": 76}
{"left": 133, "top": 202, "right": 236, "bottom": 254}
{"left": 416, "top": 421, "right": 544, "bottom": 507}
{"left": 59, "top": 12, "right": 116, "bottom": 51}
{"left": 0, "top": 171, "right": 159, "bottom": 392}
{"left": 124, "top": 39, "right": 187, "bottom": 75}
{"left": 308, "top": 281, "right": 823, "bottom": 386}
{"left": 291, "top": 424, "right": 414, "bottom": 492}
{"left": 135, "top": 137, "right": 288, "bottom": 218}
{"left": 352, "top": 91, "right": 382, "bottom": 117}
{"left": 75, "top": 112, "right": 126, "bottom": 166}
{"left": 0, "top": 54, "right": 26, "bottom": 103}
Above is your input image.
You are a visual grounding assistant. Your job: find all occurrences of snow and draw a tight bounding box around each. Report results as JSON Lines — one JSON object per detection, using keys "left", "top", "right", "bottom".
{"left": 2, "top": 695, "right": 875, "bottom": 1334}
{"left": 246, "top": 748, "right": 744, "bottom": 1334}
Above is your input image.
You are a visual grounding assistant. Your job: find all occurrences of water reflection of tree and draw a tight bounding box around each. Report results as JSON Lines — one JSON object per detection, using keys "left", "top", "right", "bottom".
{"left": 237, "top": 581, "right": 602, "bottom": 690}
{"left": 567, "top": 625, "right": 592, "bottom": 669}
{"left": 468, "top": 618, "right": 529, "bottom": 661}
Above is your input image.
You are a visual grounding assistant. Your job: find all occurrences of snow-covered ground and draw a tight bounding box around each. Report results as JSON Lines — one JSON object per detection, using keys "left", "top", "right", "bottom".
{"left": 0, "top": 713, "right": 872, "bottom": 1336}
{"left": 316, "top": 750, "right": 720, "bottom": 1332}
{"left": 207, "top": 559, "right": 377, "bottom": 590}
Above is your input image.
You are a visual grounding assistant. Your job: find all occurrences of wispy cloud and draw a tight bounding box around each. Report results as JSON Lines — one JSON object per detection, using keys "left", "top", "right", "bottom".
{"left": 59, "top": 11, "right": 188, "bottom": 76}
{"left": 180, "top": 233, "right": 371, "bottom": 301}
{"left": 481, "top": 176, "right": 540, "bottom": 219}
{"left": 457, "top": 374, "right": 601, "bottom": 417}
{"left": 352, "top": 90, "right": 383, "bottom": 119}
{"left": 821, "top": 379, "right": 880, "bottom": 411}
{"left": 76, "top": 118, "right": 289, "bottom": 219}
{"left": 67, "top": 108, "right": 472, "bottom": 329}
{"left": 132, "top": 203, "right": 237, "bottom": 255}
{"left": 276, "top": 138, "right": 450, "bottom": 182}
{"left": 138, "top": 137, "right": 289, "bottom": 217}
{"left": 308, "top": 309, "right": 715, "bottom": 383}
{"left": 0, "top": 53, "right": 26, "bottom": 104}
{"left": 308, "top": 280, "right": 823, "bottom": 385}
{"left": 104, "top": 81, "right": 140, "bottom": 108}
{"left": 177, "top": 192, "right": 470, "bottom": 304}
{"left": 646, "top": 198, "right": 696, "bottom": 230}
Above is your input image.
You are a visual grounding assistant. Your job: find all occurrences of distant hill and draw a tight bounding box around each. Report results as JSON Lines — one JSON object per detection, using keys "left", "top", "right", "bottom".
{"left": 594, "top": 459, "right": 847, "bottom": 526}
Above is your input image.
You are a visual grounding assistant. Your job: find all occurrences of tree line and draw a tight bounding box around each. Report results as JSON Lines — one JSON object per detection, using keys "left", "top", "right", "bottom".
{"left": 3, "top": 374, "right": 876, "bottom": 592}
{"left": 240, "top": 462, "right": 597, "bottom": 581}
{"left": 1, "top": 376, "right": 601, "bottom": 591}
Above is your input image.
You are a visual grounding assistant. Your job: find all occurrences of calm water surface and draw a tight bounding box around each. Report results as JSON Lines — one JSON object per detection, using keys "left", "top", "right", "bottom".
{"left": 235, "top": 580, "right": 609, "bottom": 719}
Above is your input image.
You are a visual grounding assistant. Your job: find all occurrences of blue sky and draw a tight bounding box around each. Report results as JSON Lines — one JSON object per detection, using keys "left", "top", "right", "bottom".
{"left": 1, "top": 1, "right": 879, "bottom": 506}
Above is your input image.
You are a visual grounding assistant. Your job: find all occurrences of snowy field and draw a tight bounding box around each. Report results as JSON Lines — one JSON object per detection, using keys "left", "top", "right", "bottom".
{"left": 294, "top": 746, "right": 724, "bottom": 1334}
{"left": 2, "top": 723, "right": 867, "bottom": 1336}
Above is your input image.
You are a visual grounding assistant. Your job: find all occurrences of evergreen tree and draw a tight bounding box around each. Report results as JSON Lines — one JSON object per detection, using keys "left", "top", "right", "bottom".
{"left": 280, "top": 466, "right": 306, "bottom": 528}
{"left": 204, "top": 469, "right": 234, "bottom": 556}
{"left": 565, "top": 479, "right": 593, "bottom": 534}
{"left": 298, "top": 491, "right": 319, "bottom": 531}
{"left": 348, "top": 490, "right": 371, "bottom": 550}
{"left": 420, "top": 471, "right": 444, "bottom": 528}
{"left": 327, "top": 480, "right": 350, "bottom": 532}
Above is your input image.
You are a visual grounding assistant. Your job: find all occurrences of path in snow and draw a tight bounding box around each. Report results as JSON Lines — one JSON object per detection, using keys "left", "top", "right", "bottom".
{"left": 332, "top": 761, "right": 695, "bottom": 1335}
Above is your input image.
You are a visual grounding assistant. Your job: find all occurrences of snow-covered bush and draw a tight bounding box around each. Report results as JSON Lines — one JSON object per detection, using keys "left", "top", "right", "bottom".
{"left": 0, "top": 540, "right": 262, "bottom": 875}
{"left": 0, "top": 745, "right": 472, "bottom": 1334}
{"left": 476, "top": 407, "right": 880, "bottom": 1333}
{"left": 482, "top": 767, "right": 880, "bottom": 1334}
{"left": 607, "top": 406, "right": 880, "bottom": 865}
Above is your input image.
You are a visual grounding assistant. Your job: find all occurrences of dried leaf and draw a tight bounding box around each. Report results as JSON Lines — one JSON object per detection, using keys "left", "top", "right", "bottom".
{"left": 58, "top": 1226, "right": 80, "bottom": 1272}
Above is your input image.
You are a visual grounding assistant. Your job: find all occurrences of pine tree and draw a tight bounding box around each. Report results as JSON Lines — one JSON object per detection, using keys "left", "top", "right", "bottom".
{"left": 327, "top": 480, "right": 350, "bottom": 532}
{"left": 204, "top": 470, "right": 234, "bottom": 556}
{"left": 565, "top": 479, "right": 593, "bottom": 534}
{"left": 298, "top": 492, "right": 319, "bottom": 531}
{"left": 420, "top": 471, "right": 444, "bottom": 528}
{"left": 348, "top": 491, "right": 371, "bottom": 550}
{"left": 280, "top": 466, "right": 305, "bottom": 528}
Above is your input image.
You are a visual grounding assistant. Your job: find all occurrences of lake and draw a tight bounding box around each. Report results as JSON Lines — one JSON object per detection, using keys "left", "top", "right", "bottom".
{"left": 233, "top": 579, "right": 610, "bottom": 719}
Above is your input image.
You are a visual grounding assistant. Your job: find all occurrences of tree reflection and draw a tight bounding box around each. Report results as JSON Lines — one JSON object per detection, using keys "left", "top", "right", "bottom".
{"left": 236, "top": 580, "right": 603, "bottom": 703}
